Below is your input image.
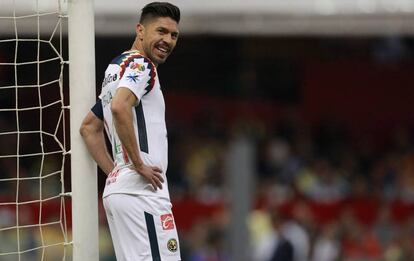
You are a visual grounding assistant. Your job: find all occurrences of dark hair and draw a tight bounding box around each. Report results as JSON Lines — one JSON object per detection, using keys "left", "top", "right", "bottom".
{"left": 140, "top": 2, "right": 180, "bottom": 24}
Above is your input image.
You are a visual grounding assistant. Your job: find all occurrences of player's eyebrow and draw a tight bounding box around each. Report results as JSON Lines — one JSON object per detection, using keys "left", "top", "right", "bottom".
{"left": 157, "top": 26, "right": 179, "bottom": 37}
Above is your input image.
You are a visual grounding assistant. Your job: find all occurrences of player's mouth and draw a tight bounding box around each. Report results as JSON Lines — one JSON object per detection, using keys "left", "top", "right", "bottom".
{"left": 154, "top": 44, "right": 170, "bottom": 58}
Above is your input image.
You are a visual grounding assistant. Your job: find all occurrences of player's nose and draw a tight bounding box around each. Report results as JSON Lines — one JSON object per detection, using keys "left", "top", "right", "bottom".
{"left": 162, "top": 34, "right": 174, "bottom": 45}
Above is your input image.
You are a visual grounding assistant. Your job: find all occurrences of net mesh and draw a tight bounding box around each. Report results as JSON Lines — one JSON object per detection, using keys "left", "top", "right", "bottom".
{"left": 0, "top": 0, "right": 70, "bottom": 260}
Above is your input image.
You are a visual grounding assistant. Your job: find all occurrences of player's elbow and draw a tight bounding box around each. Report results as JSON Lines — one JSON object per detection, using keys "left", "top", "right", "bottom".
{"left": 110, "top": 98, "right": 126, "bottom": 118}
{"left": 79, "top": 114, "right": 102, "bottom": 138}
{"left": 79, "top": 121, "right": 91, "bottom": 138}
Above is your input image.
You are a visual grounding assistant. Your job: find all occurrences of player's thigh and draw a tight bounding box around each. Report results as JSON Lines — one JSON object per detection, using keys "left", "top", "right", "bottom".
{"left": 104, "top": 194, "right": 151, "bottom": 259}
{"left": 143, "top": 196, "right": 181, "bottom": 261}
{"left": 103, "top": 197, "right": 127, "bottom": 260}
{"left": 106, "top": 194, "right": 181, "bottom": 261}
{"left": 105, "top": 194, "right": 181, "bottom": 260}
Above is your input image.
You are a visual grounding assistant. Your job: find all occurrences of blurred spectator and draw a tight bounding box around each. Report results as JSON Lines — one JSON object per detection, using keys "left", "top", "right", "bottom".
{"left": 297, "top": 158, "right": 348, "bottom": 203}
{"left": 311, "top": 222, "right": 340, "bottom": 261}
{"left": 252, "top": 208, "right": 294, "bottom": 261}
{"left": 186, "top": 219, "right": 229, "bottom": 261}
{"left": 281, "top": 202, "right": 311, "bottom": 261}
{"left": 340, "top": 208, "right": 382, "bottom": 260}
{"left": 373, "top": 205, "right": 398, "bottom": 249}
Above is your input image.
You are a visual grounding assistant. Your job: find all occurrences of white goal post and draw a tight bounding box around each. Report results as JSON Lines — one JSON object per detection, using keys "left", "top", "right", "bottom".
{"left": 0, "top": 0, "right": 99, "bottom": 260}
{"left": 68, "top": 0, "right": 99, "bottom": 261}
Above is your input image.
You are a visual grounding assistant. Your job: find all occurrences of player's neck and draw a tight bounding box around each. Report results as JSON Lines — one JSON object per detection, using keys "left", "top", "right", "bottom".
{"left": 130, "top": 39, "right": 142, "bottom": 53}
{"left": 129, "top": 39, "right": 159, "bottom": 67}
{"left": 130, "top": 44, "right": 141, "bottom": 53}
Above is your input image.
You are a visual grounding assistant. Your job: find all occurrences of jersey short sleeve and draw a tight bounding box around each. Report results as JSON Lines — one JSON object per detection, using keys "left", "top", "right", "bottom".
{"left": 91, "top": 101, "right": 103, "bottom": 120}
{"left": 117, "top": 57, "right": 156, "bottom": 102}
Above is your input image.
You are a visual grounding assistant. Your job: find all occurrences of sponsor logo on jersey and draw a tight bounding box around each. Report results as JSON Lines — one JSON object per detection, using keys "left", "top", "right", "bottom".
{"left": 129, "top": 62, "right": 146, "bottom": 72}
{"left": 115, "top": 144, "right": 122, "bottom": 154}
{"left": 102, "top": 73, "right": 118, "bottom": 88}
{"left": 106, "top": 169, "right": 119, "bottom": 186}
{"left": 101, "top": 91, "right": 113, "bottom": 108}
{"left": 126, "top": 73, "right": 139, "bottom": 83}
{"left": 161, "top": 214, "right": 175, "bottom": 230}
{"left": 167, "top": 238, "right": 178, "bottom": 252}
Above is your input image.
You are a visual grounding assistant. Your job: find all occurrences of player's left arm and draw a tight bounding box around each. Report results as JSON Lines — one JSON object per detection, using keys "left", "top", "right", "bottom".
{"left": 79, "top": 111, "right": 114, "bottom": 175}
{"left": 111, "top": 87, "right": 164, "bottom": 190}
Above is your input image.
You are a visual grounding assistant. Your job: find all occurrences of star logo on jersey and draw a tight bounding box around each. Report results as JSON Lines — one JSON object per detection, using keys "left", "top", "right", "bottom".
{"left": 161, "top": 214, "right": 175, "bottom": 230}
{"left": 167, "top": 238, "right": 178, "bottom": 252}
{"left": 126, "top": 73, "right": 139, "bottom": 83}
{"left": 129, "top": 62, "right": 146, "bottom": 72}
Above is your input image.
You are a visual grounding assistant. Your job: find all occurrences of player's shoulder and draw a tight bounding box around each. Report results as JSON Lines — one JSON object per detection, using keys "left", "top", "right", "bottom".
{"left": 110, "top": 50, "right": 153, "bottom": 67}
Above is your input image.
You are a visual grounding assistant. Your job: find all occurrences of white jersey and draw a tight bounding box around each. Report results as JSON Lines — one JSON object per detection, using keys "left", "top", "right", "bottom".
{"left": 99, "top": 50, "right": 170, "bottom": 199}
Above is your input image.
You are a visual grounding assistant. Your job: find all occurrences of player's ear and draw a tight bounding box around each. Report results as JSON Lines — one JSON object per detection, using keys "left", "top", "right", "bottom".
{"left": 136, "top": 23, "right": 145, "bottom": 41}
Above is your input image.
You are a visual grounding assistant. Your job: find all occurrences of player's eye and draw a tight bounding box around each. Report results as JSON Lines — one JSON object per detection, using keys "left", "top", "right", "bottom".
{"left": 157, "top": 28, "right": 167, "bottom": 34}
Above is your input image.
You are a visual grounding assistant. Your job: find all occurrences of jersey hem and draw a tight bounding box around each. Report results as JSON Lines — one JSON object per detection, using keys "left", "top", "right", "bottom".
{"left": 102, "top": 191, "right": 171, "bottom": 200}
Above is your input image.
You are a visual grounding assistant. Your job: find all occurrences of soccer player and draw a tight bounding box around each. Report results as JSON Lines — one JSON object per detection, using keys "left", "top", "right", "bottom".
{"left": 79, "top": 2, "right": 181, "bottom": 260}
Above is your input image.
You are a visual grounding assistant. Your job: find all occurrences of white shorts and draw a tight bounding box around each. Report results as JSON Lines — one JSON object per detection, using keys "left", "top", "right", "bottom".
{"left": 103, "top": 194, "right": 181, "bottom": 261}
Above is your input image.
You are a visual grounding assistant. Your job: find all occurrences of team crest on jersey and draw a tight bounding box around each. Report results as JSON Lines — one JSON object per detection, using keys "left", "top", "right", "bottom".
{"left": 129, "top": 62, "right": 145, "bottom": 72}
{"left": 126, "top": 73, "right": 139, "bottom": 83}
{"left": 167, "top": 238, "right": 178, "bottom": 252}
{"left": 161, "top": 214, "right": 175, "bottom": 230}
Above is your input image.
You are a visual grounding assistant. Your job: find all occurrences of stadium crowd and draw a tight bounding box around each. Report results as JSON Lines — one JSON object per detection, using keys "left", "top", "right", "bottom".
{"left": 167, "top": 110, "right": 414, "bottom": 261}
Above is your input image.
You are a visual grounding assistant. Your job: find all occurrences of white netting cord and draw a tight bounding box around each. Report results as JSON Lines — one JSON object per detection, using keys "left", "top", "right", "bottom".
{"left": 0, "top": 0, "right": 70, "bottom": 260}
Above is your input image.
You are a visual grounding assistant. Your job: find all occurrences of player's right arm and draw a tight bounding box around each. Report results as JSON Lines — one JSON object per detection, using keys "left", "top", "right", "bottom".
{"left": 79, "top": 109, "right": 114, "bottom": 175}
{"left": 111, "top": 87, "right": 164, "bottom": 190}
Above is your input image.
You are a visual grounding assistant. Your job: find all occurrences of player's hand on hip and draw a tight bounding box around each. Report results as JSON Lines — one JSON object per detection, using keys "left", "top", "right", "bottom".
{"left": 135, "top": 164, "right": 164, "bottom": 190}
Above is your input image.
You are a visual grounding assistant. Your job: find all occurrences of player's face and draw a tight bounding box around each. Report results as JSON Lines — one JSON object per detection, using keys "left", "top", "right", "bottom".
{"left": 138, "top": 17, "right": 179, "bottom": 65}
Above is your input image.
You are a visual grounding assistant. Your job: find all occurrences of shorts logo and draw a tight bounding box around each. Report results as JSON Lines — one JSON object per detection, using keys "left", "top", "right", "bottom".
{"left": 161, "top": 214, "right": 174, "bottom": 230}
{"left": 167, "top": 238, "right": 178, "bottom": 252}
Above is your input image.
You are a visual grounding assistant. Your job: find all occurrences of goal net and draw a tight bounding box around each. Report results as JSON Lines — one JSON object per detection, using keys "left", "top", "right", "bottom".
{"left": 0, "top": 0, "right": 71, "bottom": 260}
